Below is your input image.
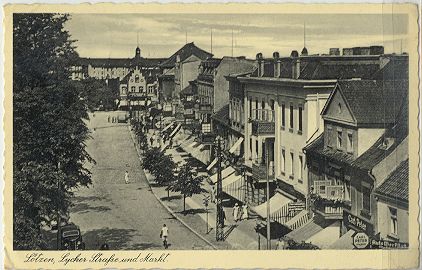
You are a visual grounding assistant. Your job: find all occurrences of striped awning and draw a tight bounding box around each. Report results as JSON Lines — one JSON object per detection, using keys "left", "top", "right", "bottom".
{"left": 222, "top": 173, "right": 245, "bottom": 202}
{"left": 228, "top": 137, "right": 244, "bottom": 154}
{"left": 161, "top": 122, "right": 174, "bottom": 133}
{"left": 169, "top": 123, "right": 182, "bottom": 138}
{"left": 251, "top": 192, "right": 292, "bottom": 224}
{"left": 210, "top": 166, "right": 236, "bottom": 184}
{"left": 306, "top": 221, "right": 341, "bottom": 249}
{"left": 206, "top": 158, "right": 218, "bottom": 171}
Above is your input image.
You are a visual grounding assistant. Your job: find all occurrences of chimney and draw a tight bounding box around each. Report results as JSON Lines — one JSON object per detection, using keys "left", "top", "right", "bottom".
{"left": 343, "top": 48, "right": 353, "bottom": 55}
{"left": 370, "top": 45, "right": 384, "bottom": 55}
{"left": 290, "top": 51, "right": 300, "bottom": 79}
{"left": 360, "top": 47, "right": 371, "bottom": 55}
{"left": 329, "top": 48, "right": 340, "bottom": 55}
{"left": 256, "top": 53, "right": 264, "bottom": 76}
{"left": 273, "top": 52, "right": 280, "bottom": 77}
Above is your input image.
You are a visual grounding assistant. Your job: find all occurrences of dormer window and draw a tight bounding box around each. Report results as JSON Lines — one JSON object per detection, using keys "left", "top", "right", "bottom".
{"left": 378, "top": 137, "right": 395, "bottom": 150}
{"left": 135, "top": 75, "right": 139, "bottom": 83}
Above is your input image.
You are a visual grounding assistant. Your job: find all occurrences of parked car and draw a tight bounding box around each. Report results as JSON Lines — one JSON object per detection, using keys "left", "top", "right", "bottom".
{"left": 60, "top": 223, "right": 85, "bottom": 250}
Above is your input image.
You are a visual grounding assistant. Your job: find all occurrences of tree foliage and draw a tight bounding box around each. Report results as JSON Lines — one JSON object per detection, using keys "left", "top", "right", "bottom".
{"left": 168, "top": 162, "right": 206, "bottom": 212}
{"left": 13, "top": 13, "right": 93, "bottom": 249}
{"left": 141, "top": 147, "right": 176, "bottom": 186}
{"left": 79, "top": 78, "right": 118, "bottom": 111}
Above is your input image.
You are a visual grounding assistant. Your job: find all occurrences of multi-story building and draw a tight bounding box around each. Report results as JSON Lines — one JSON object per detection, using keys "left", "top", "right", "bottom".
{"left": 301, "top": 74, "right": 408, "bottom": 249}
{"left": 231, "top": 47, "right": 406, "bottom": 234}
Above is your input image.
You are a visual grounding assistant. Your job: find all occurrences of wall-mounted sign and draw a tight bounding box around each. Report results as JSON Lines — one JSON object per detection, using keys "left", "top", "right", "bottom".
{"left": 353, "top": 232, "right": 369, "bottom": 249}
{"left": 370, "top": 239, "right": 409, "bottom": 249}
{"left": 343, "top": 211, "right": 373, "bottom": 235}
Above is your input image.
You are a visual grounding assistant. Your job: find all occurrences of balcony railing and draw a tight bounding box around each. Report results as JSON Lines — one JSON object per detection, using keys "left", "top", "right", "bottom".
{"left": 252, "top": 159, "right": 275, "bottom": 182}
{"left": 250, "top": 109, "right": 275, "bottom": 136}
{"left": 310, "top": 184, "right": 351, "bottom": 220}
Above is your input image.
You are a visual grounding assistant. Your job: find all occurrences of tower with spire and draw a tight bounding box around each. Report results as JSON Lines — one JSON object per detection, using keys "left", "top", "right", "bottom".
{"left": 135, "top": 32, "right": 141, "bottom": 60}
{"left": 301, "top": 22, "right": 308, "bottom": 56}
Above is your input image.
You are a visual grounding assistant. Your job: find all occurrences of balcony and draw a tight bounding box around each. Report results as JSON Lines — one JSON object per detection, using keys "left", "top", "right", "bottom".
{"left": 199, "top": 104, "right": 213, "bottom": 113}
{"left": 252, "top": 159, "right": 275, "bottom": 183}
{"left": 250, "top": 109, "right": 275, "bottom": 136}
{"left": 310, "top": 188, "right": 351, "bottom": 220}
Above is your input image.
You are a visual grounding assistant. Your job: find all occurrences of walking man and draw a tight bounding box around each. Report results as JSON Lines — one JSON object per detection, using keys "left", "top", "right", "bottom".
{"left": 160, "top": 224, "right": 169, "bottom": 249}
{"left": 124, "top": 170, "right": 129, "bottom": 184}
{"left": 241, "top": 203, "right": 249, "bottom": 220}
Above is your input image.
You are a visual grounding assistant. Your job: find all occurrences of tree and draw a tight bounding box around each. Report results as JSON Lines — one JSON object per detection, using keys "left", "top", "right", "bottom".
{"left": 168, "top": 163, "right": 206, "bottom": 214}
{"left": 141, "top": 147, "right": 176, "bottom": 187}
{"left": 79, "top": 78, "right": 118, "bottom": 111}
{"left": 13, "top": 14, "right": 93, "bottom": 249}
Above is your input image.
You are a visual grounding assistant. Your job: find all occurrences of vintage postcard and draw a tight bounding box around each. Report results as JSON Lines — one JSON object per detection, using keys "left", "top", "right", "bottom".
{"left": 2, "top": 3, "right": 420, "bottom": 269}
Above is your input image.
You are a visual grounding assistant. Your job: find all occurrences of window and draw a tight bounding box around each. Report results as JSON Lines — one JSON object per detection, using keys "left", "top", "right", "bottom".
{"left": 289, "top": 104, "right": 294, "bottom": 129}
{"left": 131, "top": 86, "right": 135, "bottom": 92}
{"left": 298, "top": 155, "right": 303, "bottom": 180}
{"left": 347, "top": 132, "right": 353, "bottom": 153}
{"left": 389, "top": 207, "right": 398, "bottom": 235}
{"left": 290, "top": 152, "right": 294, "bottom": 176}
{"left": 202, "top": 123, "right": 211, "bottom": 133}
{"left": 298, "top": 106, "right": 303, "bottom": 133}
{"left": 250, "top": 138, "right": 253, "bottom": 160}
{"left": 249, "top": 98, "right": 253, "bottom": 118}
{"left": 362, "top": 185, "right": 371, "bottom": 212}
{"left": 270, "top": 99, "right": 275, "bottom": 110}
{"left": 343, "top": 181, "right": 351, "bottom": 201}
{"left": 139, "top": 86, "right": 144, "bottom": 92}
{"left": 281, "top": 104, "right": 285, "bottom": 127}
{"left": 327, "top": 126, "right": 332, "bottom": 147}
{"left": 255, "top": 99, "right": 258, "bottom": 119}
{"left": 337, "top": 130, "right": 343, "bottom": 149}
{"left": 135, "top": 75, "right": 139, "bottom": 83}
{"left": 281, "top": 149, "right": 286, "bottom": 173}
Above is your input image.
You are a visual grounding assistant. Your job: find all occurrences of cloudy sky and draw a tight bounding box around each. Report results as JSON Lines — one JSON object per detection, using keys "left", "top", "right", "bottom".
{"left": 65, "top": 13, "right": 408, "bottom": 59}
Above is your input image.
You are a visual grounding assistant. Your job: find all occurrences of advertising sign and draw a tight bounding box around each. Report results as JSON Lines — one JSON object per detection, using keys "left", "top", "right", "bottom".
{"left": 353, "top": 232, "right": 369, "bottom": 249}
{"left": 343, "top": 211, "right": 373, "bottom": 235}
{"left": 370, "top": 239, "right": 409, "bottom": 249}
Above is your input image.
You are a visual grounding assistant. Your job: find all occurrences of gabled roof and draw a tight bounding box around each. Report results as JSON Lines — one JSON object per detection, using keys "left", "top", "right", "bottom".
{"left": 323, "top": 79, "right": 407, "bottom": 125}
{"left": 160, "top": 42, "right": 213, "bottom": 68}
{"left": 79, "top": 57, "right": 166, "bottom": 68}
{"left": 374, "top": 159, "right": 409, "bottom": 203}
{"left": 299, "top": 61, "right": 380, "bottom": 80}
{"left": 120, "top": 70, "right": 134, "bottom": 84}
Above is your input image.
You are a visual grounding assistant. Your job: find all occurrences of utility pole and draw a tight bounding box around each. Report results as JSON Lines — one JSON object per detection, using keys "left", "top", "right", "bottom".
{"left": 210, "top": 28, "right": 213, "bottom": 54}
{"left": 215, "top": 137, "right": 224, "bottom": 241}
{"left": 231, "top": 28, "right": 234, "bottom": 57}
{"left": 266, "top": 140, "right": 271, "bottom": 249}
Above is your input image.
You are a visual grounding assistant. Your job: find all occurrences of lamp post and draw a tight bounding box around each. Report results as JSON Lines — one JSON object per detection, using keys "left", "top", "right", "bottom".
{"left": 215, "top": 136, "right": 225, "bottom": 241}
{"left": 265, "top": 139, "right": 271, "bottom": 250}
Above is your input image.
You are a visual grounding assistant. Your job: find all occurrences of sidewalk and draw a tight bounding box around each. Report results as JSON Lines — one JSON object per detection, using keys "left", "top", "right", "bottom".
{"left": 141, "top": 127, "right": 265, "bottom": 250}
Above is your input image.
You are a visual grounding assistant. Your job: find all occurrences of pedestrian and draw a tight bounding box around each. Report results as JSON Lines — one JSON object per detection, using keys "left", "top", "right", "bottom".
{"left": 150, "top": 136, "right": 154, "bottom": 146}
{"left": 241, "top": 203, "right": 249, "bottom": 220}
{"left": 233, "top": 203, "right": 240, "bottom": 223}
{"left": 276, "top": 237, "right": 287, "bottom": 250}
{"left": 222, "top": 209, "right": 227, "bottom": 227}
{"left": 100, "top": 243, "right": 109, "bottom": 250}
{"left": 124, "top": 170, "right": 129, "bottom": 184}
{"left": 107, "top": 115, "right": 110, "bottom": 123}
{"left": 160, "top": 224, "right": 169, "bottom": 249}
{"left": 169, "top": 138, "right": 173, "bottom": 149}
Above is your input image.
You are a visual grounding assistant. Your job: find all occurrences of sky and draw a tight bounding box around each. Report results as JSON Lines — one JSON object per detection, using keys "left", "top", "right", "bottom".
{"left": 65, "top": 13, "right": 409, "bottom": 59}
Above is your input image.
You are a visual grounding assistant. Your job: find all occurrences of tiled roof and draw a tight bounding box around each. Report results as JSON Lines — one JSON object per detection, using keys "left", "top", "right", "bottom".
{"left": 304, "top": 134, "right": 355, "bottom": 165}
{"left": 200, "top": 58, "right": 222, "bottom": 68}
{"left": 336, "top": 79, "right": 407, "bottom": 125}
{"left": 375, "top": 159, "right": 409, "bottom": 202}
{"left": 180, "top": 84, "right": 194, "bottom": 96}
{"left": 212, "top": 104, "right": 229, "bottom": 126}
{"left": 372, "top": 57, "right": 408, "bottom": 80}
{"left": 299, "top": 61, "right": 380, "bottom": 80}
{"left": 79, "top": 57, "right": 166, "bottom": 68}
{"left": 160, "top": 42, "right": 213, "bottom": 68}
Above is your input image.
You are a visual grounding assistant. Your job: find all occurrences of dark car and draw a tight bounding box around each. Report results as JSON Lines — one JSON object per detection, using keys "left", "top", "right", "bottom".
{"left": 60, "top": 223, "right": 85, "bottom": 250}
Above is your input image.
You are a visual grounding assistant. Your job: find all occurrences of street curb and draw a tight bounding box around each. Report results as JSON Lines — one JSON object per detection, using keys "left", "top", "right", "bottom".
{"left": 128, "top": 126, "right": 218, "bottom": 250}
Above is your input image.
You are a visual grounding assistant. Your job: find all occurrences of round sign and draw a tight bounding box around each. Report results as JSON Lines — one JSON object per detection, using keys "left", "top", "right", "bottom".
{"left": 353, "top": 232, "right": 369, "bottom": 249}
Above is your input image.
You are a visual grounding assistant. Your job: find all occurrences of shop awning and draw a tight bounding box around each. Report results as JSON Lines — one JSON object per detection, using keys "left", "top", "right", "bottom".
{"left": 285, "top": 215, "right": 334, "bottom": 243}
{"left": 329, "top": 229, "right": 355, "bottom": 250}
{"left": 190, "top": 144, "right": 210, "bottom": 165}
{"left": 210, "top": 166, "right": 236, "bottom": 184}
{"left": 229, "top": 137, "right": 244, "bottom": 154}
{"left": 169, "top": 123, "right": 182, "bottom": 138}
{"left": 251, "top": 192, "right": 292, "bottom": 224}
{"left": 206, "top": 158, "right": 218, "bottom": 171}
{"left": 222, "top": 173, "right": 245, "bottom": 202}
{"left": 306, "top": 221, "right": 341, "bottom": 249}
{"left": 161, "top": 122, "right": 174, "bottom": 133}
{"left": 284, "top": 210, "right": 310, "bottom": 231}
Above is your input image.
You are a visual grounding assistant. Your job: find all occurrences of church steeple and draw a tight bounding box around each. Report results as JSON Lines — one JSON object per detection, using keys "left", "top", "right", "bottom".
{"left": 135, "top": 32, "right": 141, "bottom": 59}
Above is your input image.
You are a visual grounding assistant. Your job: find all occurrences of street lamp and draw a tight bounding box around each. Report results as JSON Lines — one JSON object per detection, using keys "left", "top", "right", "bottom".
{"left": 265, "top": 139, "right": 271, "bottom": 250}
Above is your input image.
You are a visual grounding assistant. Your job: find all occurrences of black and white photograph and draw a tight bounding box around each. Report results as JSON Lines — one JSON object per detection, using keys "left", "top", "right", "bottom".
{"left": 4, "top": 3, "right": 420, "bottom": 269}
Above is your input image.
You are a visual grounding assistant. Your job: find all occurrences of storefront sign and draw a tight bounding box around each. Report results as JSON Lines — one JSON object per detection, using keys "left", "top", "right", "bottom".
{"left": 289, "top": 202, "right": 306, "bottom": 211}
{"left": 370, "top": 239, "right": 409, "bottom": 249}
{"left": 343, "top": 211, "right": 373, "bottom": 235}
{"left": 353, "top": 232, "right": 369, "bottom": 249}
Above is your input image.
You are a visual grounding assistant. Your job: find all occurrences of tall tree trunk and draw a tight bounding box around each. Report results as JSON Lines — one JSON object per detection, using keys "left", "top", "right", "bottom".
{"left": 183, "top": 194, "right": 186, "bottom": 215}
